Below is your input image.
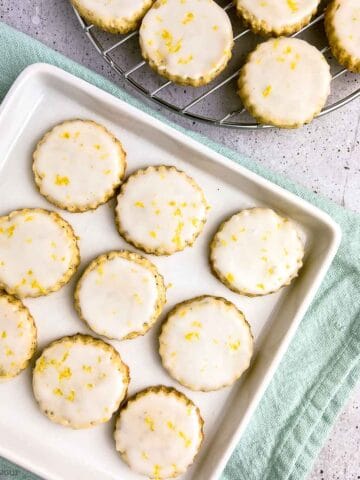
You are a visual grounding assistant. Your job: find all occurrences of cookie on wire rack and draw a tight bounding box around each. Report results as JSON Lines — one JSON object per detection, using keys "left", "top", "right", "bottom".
{"left": 32, "top": 334, "right": 129, "bottom": 429}
{"left": 210, "top": 208, "right": 304, "bottom": 296}
{"left": 0, "top": 293, "right": 37, "bottom": 380}
{"left": 139, "top": 0, "right": 234, "bottom": 86}
{"left": 159, "top": 296, "right": 253, "bottom": 392}
{"left": 33, "top": 119, "right": 126, "bottom": 212}
{"left": 236, "top": 0, "right": 321, "bottom": 36}
{"left": 115, "top": 165, "right": 209, "bottom": 255}
{"left": 0, "top": 208, "right": 80, "bottom": 298}
{"left": 74, "top": 250, "right": 166, "bottom": 340}
{"left": 325, "top": 0, "right": 360, "bottom": 73}
{"left": 238, "top": 37, "right": 331, "bottom": 128}
{"left": 70, "top": 0, "right": 155, "bottom": 34}
{"left": 114, "top": 385, "right": 204, "bottom": 479}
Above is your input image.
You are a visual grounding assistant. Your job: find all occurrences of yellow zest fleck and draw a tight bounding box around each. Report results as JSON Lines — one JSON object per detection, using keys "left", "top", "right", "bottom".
{"left": 35, "top": 356, "right": 47, "bottom": 373}
{"left": 145, "top": 416, "right": 155, "bottom": 431}
{"left": 27, "top": 269, "right": 33, "bottom": 275}
{"left": 182, "top": 12, "right": 194, "bottom": 24}
{"left": 284, "top": 248, "right": 289, "bottom": 256}
{"left": 82, "top": 365, "right": 92, "bottom": 373}
{"left": 171, "top": 351, "right": 177, "bottom": 357}
{"left": 156, "top": 15, "right": 163, "bottom": 22}
{"left": 167, "top": 421, "right": 175, "bottom": 430}
{"left": 178, "top": 54, "right": 193, "bottom": 65}
{"left": 54, "top": 174, "right": 70, "bottom": 186}
{"left": 276, "top": 56, "right": 285, "bottom": 62}
{"left": 62, "top": 352, "right": 69, "bottom": 362}
{"left": 147, "top": 39, "right": 153, "bottom": 46}
{"left": 221, "top": 239, "right": 227, "bottom": 247}
{"left": 1, "top": 331, "right": 7, "bottom": 339}
{"left": 231, "top": 234, "right": 238, "bottom": 242}
{"left": 229, "top": 340, "right": 241, "bottom": 351}
{"left": 5, "top": 225, "right": 16, "bottom": 238}
{"left": 97, "top": 356, "right": 102, "bottom": 363}
{"left": 25, "top": 237, "right": 32, "bottom": 244}
{"left": 53, "top": 388, "right": 63, "bottom": 396}
{"left": 153, "top": 465, "right": 161, "bottom": 478}
{"left": 59, "top": 367, "right": 72, "bottom": 380}
{"left": 31, "top": 279, "right": 46, "bottom": 293}
{"left": 178, "top": 431, "right": 192, "bottom": 448}
{"left": 240, "top": 227, "right": 246, "bottom": 233}
{"left": 161, "top": 29, "right": 182, "bottom": 53}
{"left": 173, "top": 208, "right": 182, "bottom": 216}
{"left": 142, "top": 451, "right": 149, "bottom": 460}
{"left": 260, "top": 0, "right": 267, "bottom": 5}
{"left": 273, "top": 39, "right": 280, "bottom": 49}
{"left": 268, "top": 267, "right": 275, "bottom": 275}
{"left": 5, "top": 347, "right": 13, "bottom": 356}
{"left": 93, "top": 144, "right": 101, "bottom": 150}
{"left": 287, "top": 0, "right": 298, "bottom": 12}
{"left": 166, "top": 282, "right": 173, "bottom": 289}
{"left": 179, "top": 309, "right": 187, "bottom": 317}
{"left": 257, "top": 283, "right": 265, "bottom": 290}
{"left": 17, "top": 322, "right": 23, "bottom": 329}
{"left": 172, "top": 221, "right": 184, "bottom": 248}
{"left": 213, "top": 25, "right": 219, "bottom": 30}
{"left": 226, "top": 273, "right": 234, "bottom": 282}
{"left": 60, "top": 131, "right": 70, "bottom": 139}
{"left": 191, "top": 218, "right": 199, "bottom": 227}
{"left": 149, "top": 230, "right": 157, "bottom": 238}
{"left": 135, "top": 201, "right": 145, "bottom": 208}
{"left": 66, "top": 390, "right": 76, "bottom": 402}
{"left": 283, "top": 46, "right": 292, "bottom": 54}
{"left": 262, "top": 85, "right": 272, "bottom": 97}
{"left": 103, "top": 169, "right": 111, "bottom": 175}
{"left": 51, "top": 254, "right": 57, "bottom": 261}
{"left": 192, "top": 321, "right": 202, "bottom": 328}
{"left": 168, "top": 200, "right": 176, "bottom": 206}
{"left": 97, "top": 266, "right": 104, "bottom": 276}
{"left": 86, "top": 383, "right": 94, "bottom": 389}
{"left": 261, "top": 256, "right": 268, "bottom": 262}
{"left": 25, "top": 215, "right": 34, "bottom": 222}
{"left": 290, "top": 61, "right": 297, "bottom": 70}
{"left": 133, "top": 293, "right": 143, "bottom": 304}
{"left": 184, "top": 331, "right": 200, "bottom": 341}
{"left": 51, "top": 241, "right": 57, "bottom": 248}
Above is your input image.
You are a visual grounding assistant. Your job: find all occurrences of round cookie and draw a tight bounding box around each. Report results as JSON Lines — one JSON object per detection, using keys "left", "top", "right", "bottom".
{"left": 159, "top": 296, "right": 253, "bottom": 391}
{"left": 210, "top": 208, "right": 304, "bottom": 296}
{"left": 33, "top": 119, "right": 126, "bottom": 212}
{"left": 236, "top": 0, "right": 320, "bottom": 36}
{"left": 32, "top": 334, "right": 129, "bottom": 429}
{"left": 0, "top": 294, "right": 37, "bottom": 380}
{"left": 0, "top": 208, "right": 80, "bottom": 298}
{"left": 139, "top": 0, "right": 234, "bottom": 86}
{"left": 70, "top": 0, "right": 154, "bottom": 34}
{"left": 325, "top": 0, "right": 360, "bottom": 73}
{"left": 115, "top": 165, "right": 209, "bottom": 255}
{"left": 114, "top": 386, "right": 203, "bottom": 478}
{"left": 75, "top": 251, "right": 166, "bottom": 340}
{"left": 238, "top": 37, "right": 331, "bottom": 128}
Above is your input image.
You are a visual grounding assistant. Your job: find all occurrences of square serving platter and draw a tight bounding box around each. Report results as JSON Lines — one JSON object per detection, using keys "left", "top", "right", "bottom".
{"left": 0, "top": 63, "right": 341, "bottom": 480}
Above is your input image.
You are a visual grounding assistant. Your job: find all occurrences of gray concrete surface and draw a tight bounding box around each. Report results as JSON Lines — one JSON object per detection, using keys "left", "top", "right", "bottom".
{"left": 0, "top": 1, "right": 359, "bottom": 479}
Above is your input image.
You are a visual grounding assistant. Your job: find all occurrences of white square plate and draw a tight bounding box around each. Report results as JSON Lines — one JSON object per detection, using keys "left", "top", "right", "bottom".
{"left": 0, "top": 64, "right": 341, "bottom": 480}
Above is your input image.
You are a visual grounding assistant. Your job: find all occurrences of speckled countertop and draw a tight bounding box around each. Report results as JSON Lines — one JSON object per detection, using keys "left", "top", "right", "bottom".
{"left": 0, "top": 1, "right": 359, "bottom": 479}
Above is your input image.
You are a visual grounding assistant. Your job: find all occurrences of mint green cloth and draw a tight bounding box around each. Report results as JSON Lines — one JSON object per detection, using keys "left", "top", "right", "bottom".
{"left": 1, "top": 21, "right": 360, "bottom": 480}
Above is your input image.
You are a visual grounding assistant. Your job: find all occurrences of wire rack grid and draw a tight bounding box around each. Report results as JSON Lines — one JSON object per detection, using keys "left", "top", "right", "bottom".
{"left": 71, "top": 0, "right": 360, "bottom": 129}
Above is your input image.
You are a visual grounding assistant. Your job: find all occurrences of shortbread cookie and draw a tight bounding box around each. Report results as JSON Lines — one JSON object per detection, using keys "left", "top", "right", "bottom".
{"left": 33, "top": 119, "right": 126, "bottom": 212}
{"left": 114, "top": 386, "right": 203, "bottom": 478}
{"left": 33, "top": 334, "right": 129, "bottom": 429}
{"left": 0, "top": 208, "right": 80, "bottom": 298}
{"left": 325, "top": 0, "right": 360, "bottom": 73}
{"left": 238, "top": 38, "right": 331, "bottom": 128}
{"left": 115, "top": 165, "right": 208, "bottom": 255}
{"left": 236, "top": 0, "right": 320, "bottom": 36}
{"left": 159, "top": 296, "right": 253, "bottom": 391}
{"left": 210, "top": 208, "right": 304, "bottom": 296}
{"left": 0, "top": 294, "right": 37, "bottom": 379}
{"left": 139, "top": 0, "right": 234, "bottom": 86}
{"left": 71, "top": 0, "right": 154, "bottom": 34}
{"left": 75, "top": 251, "right": 166, "bottom": 340}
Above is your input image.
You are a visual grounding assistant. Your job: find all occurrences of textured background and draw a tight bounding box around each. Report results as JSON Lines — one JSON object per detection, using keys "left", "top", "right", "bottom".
{"left": 0, "top": 1, "right": 360, "bottom": 479}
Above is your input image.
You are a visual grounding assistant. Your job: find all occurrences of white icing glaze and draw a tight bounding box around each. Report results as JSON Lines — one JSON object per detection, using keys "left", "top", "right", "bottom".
{"left": 330, "top": 0, "right": 360, "bottom": 60}
{"left": 140, "top": 0, "right": 233, "bottom": 81}
{"left": 211, "top": 208, "right": 304, "bottom": 295}
{"left": 0, "top": 295, "right": 36, "bottom": 378}
{"left": 33, "top": 120, "right": 126, "bottom": 211}
{"left": 0, "top": 209, "right": 78, "bottom": 297}
{"left": 76, "top": 252, "right": 163, "bottom": 340}
{"left": 74, "top": 0, "right": 151, "bottom": 20}
{"left": 159, "top": 296, "right": 253, "bottom": 391}
{"left": 115, "top": 388, "right": 202, "bottom": 478}
{"left": 33, "top": 336, "right": 128, "bottom": 428}
{"left": 115, "top": 166, "right": 208, "bottom": 254}
{"left": 240, "top": 38, "right": 331, "bottom": 126}
{"left": 237, "top": 0, "right": 319, "bottom": 30}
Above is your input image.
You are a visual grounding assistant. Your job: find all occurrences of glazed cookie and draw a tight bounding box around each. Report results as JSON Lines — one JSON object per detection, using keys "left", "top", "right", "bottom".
{"left": 0, "top": 208, "right": 80, "bottom": 297}
{"left": 32, "top": 334, "right": 129, "bottom": 429}
{"left": 325, "top": 0, "right": 360, "bottom": 73}
{"left": 238, "top": 37, "right": 331, "bottom": 128}
{"left": 159, "top": 296, "right": 253, "bottom": 391}
{"left": 70, "top": 0, "right": 154, "bottom": 34}
{"left": 236, "top": 0, "right": 320, "bottom": 36}
{"left": 210, "top": 208, "right": 304, "bottom": 296}
{"left": 115, "top": 165, "right": 209, "bottom": 255}
{"left": 114, "top": 386, "right": 204, "bottom": 478}
{"left": 75, "top": 251, "right": 166, "bottom": 340}
{"left": 33, "top": 119, "right": 126, "bottom": 212}
{"left": 0, "top": 294, "right": 37, "bottom": 379}
{"left": 139, "top": 0, "right": 234, "bottom": 86}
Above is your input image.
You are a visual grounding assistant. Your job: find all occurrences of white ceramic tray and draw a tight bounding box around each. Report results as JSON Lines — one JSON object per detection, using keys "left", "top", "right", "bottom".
{"left": 0, "top": 64, "right": 341, "bottom": 480}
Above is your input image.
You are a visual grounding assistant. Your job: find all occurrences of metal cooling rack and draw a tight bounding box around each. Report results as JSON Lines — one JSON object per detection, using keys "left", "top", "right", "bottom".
{"left": 71, "top": 0, "right": 360, "bottom": 129}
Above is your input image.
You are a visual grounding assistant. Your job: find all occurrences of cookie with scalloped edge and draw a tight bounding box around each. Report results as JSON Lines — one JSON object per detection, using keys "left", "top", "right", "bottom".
{"left": 0, "top": 293, "right": 37, "bottom": 380}
{"left": 32, "top": 334, "right": 129, "bottom": 429}
{"left": 139, "top": 0, "right": 233, "bottom": 86}
{"left": 114, "top": 385, "right": 204, "bottom": 478}
{"left": 33, "top": 119, "right": 126, "bottom": 212}
{"left": 159, "top": 296, "right": 253, "bottom": 391}
{"left": 71, "top": 0, "right": 154, "bottom": 34}
{"left": 210, "top": 208, "right": 304, "bottom": 296}
{"left": 0, "top": 208, "right": 80, "bottom": 298}
{"left": 238, "top": 37, "right": 331, "bottom": 128}
{"left": 325, "top": 0, "right": 360, "bottom": 73}
{"left": 75, "top": 250, "right": 166, "bottom": 340}
{"left": 115, "top": 165, "right": 209, "bottom": 255}
{"left": 236, "top": 0, "right": 320, "bottom": 36}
